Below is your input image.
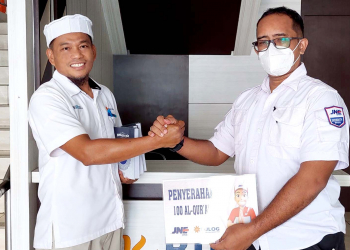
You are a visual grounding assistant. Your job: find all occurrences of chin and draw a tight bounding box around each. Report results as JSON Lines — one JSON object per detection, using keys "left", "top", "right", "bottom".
{"left": 69, "top": 67, "right": 91, "bottom": 77}
{"left": 69, "top": 72, "right": 88, "bottom": 80}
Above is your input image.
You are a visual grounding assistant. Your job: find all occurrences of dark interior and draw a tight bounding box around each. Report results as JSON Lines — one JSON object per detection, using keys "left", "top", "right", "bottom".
{"left": 119, "top": 0, "right": 242, "bottom": 55}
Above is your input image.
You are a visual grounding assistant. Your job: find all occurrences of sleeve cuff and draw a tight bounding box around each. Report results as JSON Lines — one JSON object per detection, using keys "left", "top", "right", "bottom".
{"left": 300, "top": 150, "right": 349, "bottom": 170}
{"left": 209, "top": 136, "right": 235, "bottom": 157}
{"left": 46, "top": 127, "right": 87, "bottom": 157}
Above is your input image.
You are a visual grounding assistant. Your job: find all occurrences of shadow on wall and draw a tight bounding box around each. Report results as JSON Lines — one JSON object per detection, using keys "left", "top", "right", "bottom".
{"left": 0, "top": 12, "right": 6, "bottom": 22}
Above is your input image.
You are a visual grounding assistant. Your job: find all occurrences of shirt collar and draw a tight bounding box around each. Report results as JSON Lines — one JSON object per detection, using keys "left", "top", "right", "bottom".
{"left": 261, "top": 76, "right": 270, "bottom": 93}
{"left": 89, "top": 78, "right": 101, "bottom": 90}
{"left": 260, "top": 63, "right": 307, "bottom": 93}
{"left": 281, "top": 63, "right": 307, "bottom": 91}
{"left": 53, "top": 70, "right": 101, "bottom": 96}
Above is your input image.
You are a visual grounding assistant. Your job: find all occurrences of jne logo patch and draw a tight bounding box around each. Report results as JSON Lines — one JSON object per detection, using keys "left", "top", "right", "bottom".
{"left": 324, "top": 106, "right": 345, "bottom": 128}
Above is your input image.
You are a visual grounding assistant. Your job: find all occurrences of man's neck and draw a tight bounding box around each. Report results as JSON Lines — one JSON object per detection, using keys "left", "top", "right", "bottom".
{"left": 79, "top": 81, "right": 94, "bottom": 99}
{"left": 269, "top": 74, "right": 291, "bottom": 92}
{"left": 68, "top": 75, "right": 94, "bottom": 98}
{"left": 269, "top": 61, "right": 301, "bottom": 92}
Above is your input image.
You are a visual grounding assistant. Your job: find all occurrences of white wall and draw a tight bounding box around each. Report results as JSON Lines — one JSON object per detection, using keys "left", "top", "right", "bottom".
{"left": 259, "top": 0, "right": 301, "bottom": 17}
{"left": 66, "top": 0, "right": 114, "bottom": 91}
{"left": 188, "top": 55, "right": 266, "bottom": 140}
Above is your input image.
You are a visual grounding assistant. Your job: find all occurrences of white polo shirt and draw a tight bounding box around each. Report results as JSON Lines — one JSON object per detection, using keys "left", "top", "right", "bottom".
{"left": 28, "top": 71, "right": 124, "bottom": 249}
{"left": 210, "top": 63, "right": 349, "bottom": 250}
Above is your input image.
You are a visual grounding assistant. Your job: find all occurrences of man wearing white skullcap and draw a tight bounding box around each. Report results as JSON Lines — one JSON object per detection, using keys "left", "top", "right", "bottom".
{"left": 44, "top": 14, "right": 94, "bottom": 48}
{"left": 28, "top": 14, "right": 185, "bottom": 250}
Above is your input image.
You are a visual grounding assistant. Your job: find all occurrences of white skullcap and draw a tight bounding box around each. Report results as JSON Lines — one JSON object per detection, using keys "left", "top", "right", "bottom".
{"left": 44, "top": 14, "right": 93, "bottom": 47}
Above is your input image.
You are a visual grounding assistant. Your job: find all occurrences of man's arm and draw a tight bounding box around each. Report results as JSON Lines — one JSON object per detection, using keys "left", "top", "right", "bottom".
{"left": 210, "top": 160, "right": 337, "bottom": 250}
{"left": 149, "top": 115, "right": 229, "bottom": 166}
{"left": 177, "top": 137, "right": 229, "bottom": 166}
{"left": 61, "top": 123, "right": 184, "bottom": 166}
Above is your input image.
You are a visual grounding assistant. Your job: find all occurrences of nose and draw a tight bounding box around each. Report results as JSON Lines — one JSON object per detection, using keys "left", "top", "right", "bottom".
{"left": 71, "top": 47, "right": 83, "bottom": 59}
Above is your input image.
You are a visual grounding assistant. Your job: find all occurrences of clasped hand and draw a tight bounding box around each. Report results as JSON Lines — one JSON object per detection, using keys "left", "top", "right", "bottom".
{"left": 149, "top": 115, "right": 185, "bottom": 148}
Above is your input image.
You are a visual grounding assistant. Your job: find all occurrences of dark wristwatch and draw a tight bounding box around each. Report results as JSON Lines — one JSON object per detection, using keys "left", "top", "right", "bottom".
{"left": 169, "top": 139, "right": 184, "bottom": 152}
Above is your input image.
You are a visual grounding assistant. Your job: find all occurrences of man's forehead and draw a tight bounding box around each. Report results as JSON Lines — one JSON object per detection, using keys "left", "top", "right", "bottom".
{"left": 257, "top": 14, "right": 296, "bottom": 36}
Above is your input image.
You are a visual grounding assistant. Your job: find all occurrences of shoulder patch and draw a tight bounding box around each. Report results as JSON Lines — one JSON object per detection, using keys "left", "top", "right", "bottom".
{"left": 324, "top": 106, "right": 345, "bottom": 128}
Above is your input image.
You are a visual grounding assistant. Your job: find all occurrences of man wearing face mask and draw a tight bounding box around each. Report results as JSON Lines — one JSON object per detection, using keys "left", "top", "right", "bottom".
{"left": 149, "top": 7, "right": 349, "bottom": 250}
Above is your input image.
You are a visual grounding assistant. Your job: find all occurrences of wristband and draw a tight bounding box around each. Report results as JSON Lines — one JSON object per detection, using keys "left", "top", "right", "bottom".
{"left": 169, "top": 139, "right": 184, "bottom": 152}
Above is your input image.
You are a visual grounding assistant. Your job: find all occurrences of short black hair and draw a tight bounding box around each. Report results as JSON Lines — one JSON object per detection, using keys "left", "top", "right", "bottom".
{"left": 49, "top": 34, "right": 93, "bottom": 49}
{"left": 257, "top": 6, "right": 304, "bottom": 37}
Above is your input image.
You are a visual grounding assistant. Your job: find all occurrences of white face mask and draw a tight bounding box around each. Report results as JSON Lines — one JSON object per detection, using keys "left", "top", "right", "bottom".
{"left": 258, "top": 40, "right": 301, "bottom": 76}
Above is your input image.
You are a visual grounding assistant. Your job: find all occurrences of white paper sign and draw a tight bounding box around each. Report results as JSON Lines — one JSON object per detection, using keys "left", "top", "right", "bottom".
{"left": 163, "top": 175, "right": 258, "bottom": 244}
{"left": 123, "top": 201, "right": 213, "bottom": 249}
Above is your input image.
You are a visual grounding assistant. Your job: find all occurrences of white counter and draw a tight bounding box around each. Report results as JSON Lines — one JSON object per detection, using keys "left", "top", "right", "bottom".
{"left": 31, "top": 160, "right": 350, "bottom": 186}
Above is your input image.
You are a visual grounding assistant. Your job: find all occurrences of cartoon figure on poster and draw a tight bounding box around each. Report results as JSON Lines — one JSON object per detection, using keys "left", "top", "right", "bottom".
{"left": 227, "top": 181, "right": 256, "bottom": 227}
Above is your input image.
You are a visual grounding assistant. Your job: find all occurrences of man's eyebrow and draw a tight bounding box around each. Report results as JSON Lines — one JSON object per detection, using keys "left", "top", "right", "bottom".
{"left": 273, "top": 33, "right": 287, "bottom": 37}
{"left": 257, "top": 33, "right": 288, "bottom": 40}
{"left": 58, "top": 40, "right": 90, "bottom": 47}
{"left": 59, "top": 42, "right": 70, "bottom": 46}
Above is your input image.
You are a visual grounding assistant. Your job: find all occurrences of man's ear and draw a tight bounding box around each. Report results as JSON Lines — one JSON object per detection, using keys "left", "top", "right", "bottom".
{"left": 46, "top": 48, "right": 55, "bottom": 66}
{"left": 300, "top": 38, "right": 309, "bottom": 55}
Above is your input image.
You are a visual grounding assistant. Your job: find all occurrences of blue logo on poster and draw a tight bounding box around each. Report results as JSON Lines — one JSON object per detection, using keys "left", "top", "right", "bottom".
{"left": 171, "top": 227, "right": 189, "bottom": 235}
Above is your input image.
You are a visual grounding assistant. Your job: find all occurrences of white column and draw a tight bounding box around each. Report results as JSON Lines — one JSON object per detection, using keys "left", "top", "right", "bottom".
{"left": 100, "top": 0, "right": 127, "bottom": 55}
{"left": 7, "top": 0, "right": 38, "bottom": 249}
{"left": 233, "top": 0, "right": 261, "bottom": 55}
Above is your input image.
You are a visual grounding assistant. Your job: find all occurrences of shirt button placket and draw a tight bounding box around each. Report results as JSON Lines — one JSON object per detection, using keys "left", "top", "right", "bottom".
{"left": 94, "top": 92, "right": 123, "bottom": 225}
{"left": 250, "top": 92, "right": 277, "bottom": 172}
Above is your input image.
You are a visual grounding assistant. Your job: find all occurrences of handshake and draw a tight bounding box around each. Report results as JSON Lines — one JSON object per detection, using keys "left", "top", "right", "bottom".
{"left": 148, "top": 115, "right": 185, "bottom": 149}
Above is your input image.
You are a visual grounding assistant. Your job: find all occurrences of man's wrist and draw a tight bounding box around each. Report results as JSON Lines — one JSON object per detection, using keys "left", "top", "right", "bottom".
{"left": 169, "top": 138, "right": 184, "bottom": 152}
{"left": 148, "top": 135, "right": 165, "bottom": 151}
{"left": 249, "top": 216, "right": 263, "bottom": 241}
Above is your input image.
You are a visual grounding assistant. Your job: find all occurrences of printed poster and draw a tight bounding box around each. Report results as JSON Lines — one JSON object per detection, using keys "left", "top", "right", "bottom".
{"left": 163, "top": 175, "right": 258, "bottom": 244}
